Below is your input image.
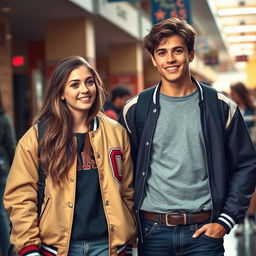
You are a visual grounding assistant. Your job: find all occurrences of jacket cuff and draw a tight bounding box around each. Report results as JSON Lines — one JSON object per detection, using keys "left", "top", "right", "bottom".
{"left": 19, "top": 245, "right": 40, "bottom": 256}
{"left": 216, "top": 212, "right": 236, "bottom": 234}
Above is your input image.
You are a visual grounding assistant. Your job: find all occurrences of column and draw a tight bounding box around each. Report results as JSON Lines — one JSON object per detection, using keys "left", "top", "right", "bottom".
{"left": 108, "top": 43, "right": 144, "bottom": 95}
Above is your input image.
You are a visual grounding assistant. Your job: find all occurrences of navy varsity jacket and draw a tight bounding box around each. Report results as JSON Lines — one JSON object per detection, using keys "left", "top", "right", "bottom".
{"left": 120, "top": 77, "right": 256, "bottom": 236}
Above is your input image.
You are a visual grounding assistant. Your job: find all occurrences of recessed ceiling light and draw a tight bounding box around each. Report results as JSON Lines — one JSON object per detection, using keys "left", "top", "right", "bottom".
{"left": 218, "top": 7, "right": 256, "bottom": 16}
{"left": 229, "top": 43, "right": 255, "bottom": 50}
{"left": 227, "top": 35, "right": 256, "bottom": 43}
{"left": 229, "top": 48, "right": 254, "bottom": 56}
{"left": 223, "top": 25, "right": 256, "bottom": 33}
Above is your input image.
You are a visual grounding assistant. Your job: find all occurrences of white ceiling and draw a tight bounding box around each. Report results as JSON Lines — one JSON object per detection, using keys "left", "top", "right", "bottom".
{"left": 0, "top": 0, "right": 254, "bottom": 74}
{"left": 208, "top": 0, "right": 256, "bottom": 71}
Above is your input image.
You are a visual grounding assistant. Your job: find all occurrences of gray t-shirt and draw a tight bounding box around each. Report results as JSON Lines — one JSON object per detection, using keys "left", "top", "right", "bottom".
{"left": 141, "top": 90, "right": 212, "bottom": 213}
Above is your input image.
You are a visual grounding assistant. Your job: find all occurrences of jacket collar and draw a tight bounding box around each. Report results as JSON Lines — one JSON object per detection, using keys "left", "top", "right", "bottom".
{"left": 90, "top": 117, "right": 99, "bottom": 131}
{"left": 152, "top": 76, "right": 204, "bottom": 105}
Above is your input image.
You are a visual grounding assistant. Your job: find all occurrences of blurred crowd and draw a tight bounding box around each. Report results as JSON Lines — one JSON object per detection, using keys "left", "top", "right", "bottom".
{"left": 228, "top": 82, "right": 256, "bottom": 236}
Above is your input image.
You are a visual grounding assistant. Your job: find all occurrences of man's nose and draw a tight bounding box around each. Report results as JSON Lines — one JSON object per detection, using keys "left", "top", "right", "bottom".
{"left": 167, "top": 52, "right": 175, "bottom": 62}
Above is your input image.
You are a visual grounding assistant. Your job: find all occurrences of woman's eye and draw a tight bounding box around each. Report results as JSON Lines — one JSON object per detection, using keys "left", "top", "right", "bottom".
{"left": 86, "top": 79, "right": 95, "bottom": 86}
{"left": 70, "top": 82, "right": 79, "bottom": 88}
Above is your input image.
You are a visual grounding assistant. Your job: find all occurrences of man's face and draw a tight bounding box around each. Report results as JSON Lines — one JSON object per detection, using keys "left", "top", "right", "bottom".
{"left": 151, "top": 35, "right": 194, "bottom": 86}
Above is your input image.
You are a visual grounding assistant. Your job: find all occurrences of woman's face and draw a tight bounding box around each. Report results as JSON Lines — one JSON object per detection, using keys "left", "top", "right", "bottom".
{"left": 61, "top": 65, "right": 97, "bottom": 117}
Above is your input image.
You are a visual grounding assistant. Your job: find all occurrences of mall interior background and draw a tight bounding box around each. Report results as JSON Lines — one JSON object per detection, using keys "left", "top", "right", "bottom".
{"left": 0, "top": 0, "right": 255, "bottom": 141}
{"left": 1, "top": 1, "right": 256, "bottom": 255}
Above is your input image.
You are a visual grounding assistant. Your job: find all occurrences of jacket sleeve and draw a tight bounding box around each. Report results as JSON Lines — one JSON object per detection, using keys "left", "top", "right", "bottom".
{"left": 216, "top": 107, "right": 256, "bottom": 232}
{"left": 120, "top": 128, "right": 137, "bottom": 245}
{"left": 119, "top": 96, "right": 139, "bottom": 165}
{"left": 3, "top": 126, "right": 41, "bottom": 254}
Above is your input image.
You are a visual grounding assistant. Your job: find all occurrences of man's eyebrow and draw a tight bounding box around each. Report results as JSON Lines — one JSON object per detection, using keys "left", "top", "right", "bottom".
{"left": 155, "top": 48, "right": 167, "bottom": 52}
{"left": 155, "top": 46, "right": 184, "bottom": 52}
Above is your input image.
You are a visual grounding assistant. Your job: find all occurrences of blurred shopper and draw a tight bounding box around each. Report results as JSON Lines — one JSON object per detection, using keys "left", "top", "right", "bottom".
{"left": 120, "top": 17, "right": 256, "bottom": 256}
{"left": 230, "top": 82, "right": 256, "bottom": 235}
{"left": 0, "top": 91, "right": 16, "bottom": 256}
{"left": 4, "top": 56, "right": 136, "bottom": 256}
{"left": 104, "top": 86, "right": 131, "bottom": 120}
{"left": 230, "top": 82, "right": 255, "bottom": 130}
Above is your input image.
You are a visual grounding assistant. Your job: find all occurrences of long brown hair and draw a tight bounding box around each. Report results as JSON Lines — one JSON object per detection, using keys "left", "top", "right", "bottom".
{"left": 34, "top": 56, "right": 106, "bottom": 185}
{"left": 230, "top": 82, "right": 255, "bottom": 110}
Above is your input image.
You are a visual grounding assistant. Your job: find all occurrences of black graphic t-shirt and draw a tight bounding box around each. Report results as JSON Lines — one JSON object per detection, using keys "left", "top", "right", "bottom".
{"left": 71, "top": 133, "right": 108, "bottom": 240}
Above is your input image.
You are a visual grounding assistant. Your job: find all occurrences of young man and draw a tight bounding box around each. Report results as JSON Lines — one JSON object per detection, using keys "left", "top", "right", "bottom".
{"left": 120, "top": 17, "right": 256, "bottom": 255}
{"left": 104, "top": 86, "right": 131, "bottom": 120}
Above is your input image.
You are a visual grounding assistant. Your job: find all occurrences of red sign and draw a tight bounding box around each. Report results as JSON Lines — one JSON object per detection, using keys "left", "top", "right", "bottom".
{"left": 12, "top": 56, "right": 25, "bottom": 67}
{"left": 109, "top": 74, "right": 138, "bottom": 95}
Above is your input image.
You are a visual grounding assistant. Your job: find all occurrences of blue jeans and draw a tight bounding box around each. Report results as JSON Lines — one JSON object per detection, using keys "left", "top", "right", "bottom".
{"left": 68, "top": 237, "right": 108, "bottom": 256}
{"left": 138, "top": 217, "right": 224, "bottom": 256}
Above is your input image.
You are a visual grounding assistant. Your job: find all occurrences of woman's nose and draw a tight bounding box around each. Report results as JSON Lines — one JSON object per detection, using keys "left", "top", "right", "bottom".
{"left": 81, "top": 83, "right": 89, "bottom": 92}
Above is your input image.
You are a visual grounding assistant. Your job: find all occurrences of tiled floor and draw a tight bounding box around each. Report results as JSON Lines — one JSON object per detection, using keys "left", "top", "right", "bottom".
{"left": 224, "top": 218, "right": 256, "bottom": 256}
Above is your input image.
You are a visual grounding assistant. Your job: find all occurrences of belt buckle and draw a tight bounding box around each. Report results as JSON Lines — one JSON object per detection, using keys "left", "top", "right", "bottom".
{"left": 165, "top": 212, "right": 187, "bottom": 226}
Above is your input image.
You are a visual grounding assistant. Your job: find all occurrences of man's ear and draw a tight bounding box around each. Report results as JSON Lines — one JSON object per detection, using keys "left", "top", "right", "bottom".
{"left": 151, "top": 54, "right": 157, "bottom": 67}
{"left": 189, "top": 49, "right": 195, "bottom": 62}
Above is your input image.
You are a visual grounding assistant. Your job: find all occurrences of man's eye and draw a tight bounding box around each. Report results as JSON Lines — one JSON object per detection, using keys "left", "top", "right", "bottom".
{"left": 174, "top": 49, "right": 183, "bottom": 54}
{"left": 157, "top": 51, "right": 166, "bottom": 56}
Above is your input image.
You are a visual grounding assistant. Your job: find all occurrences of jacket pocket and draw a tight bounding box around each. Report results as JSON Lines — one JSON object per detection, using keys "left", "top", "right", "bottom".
{"left": 39, "top": 196, "right": 51, "bottom": 226}
{"left": 121, "top": 198, "right": 136, "bottom": 227}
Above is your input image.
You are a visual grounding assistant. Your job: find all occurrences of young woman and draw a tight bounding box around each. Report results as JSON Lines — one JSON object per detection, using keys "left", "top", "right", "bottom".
{"left": 230, "top": 82, "right": 255, "bottom": 130}
{"left": 4, "top": 56, "right": 136, "bottom": 256}
{"left": 230, "top": 82, "right": 256, "bottom": 235}
{"left": 0, "top": 91, "right": 16, "bottom": 256}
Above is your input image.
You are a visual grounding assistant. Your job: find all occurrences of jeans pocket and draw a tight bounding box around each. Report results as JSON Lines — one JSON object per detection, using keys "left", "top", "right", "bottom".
{"left": 141, "top": 219, "right": 158, "bottom": 240}
{"left": 202, "top": 234, "right": 223, "bottom": 242}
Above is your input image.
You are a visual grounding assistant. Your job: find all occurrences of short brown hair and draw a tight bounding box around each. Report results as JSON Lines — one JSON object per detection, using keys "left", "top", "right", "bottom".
{"left": 144, "top": 17, "right": 197, "bottom": 55}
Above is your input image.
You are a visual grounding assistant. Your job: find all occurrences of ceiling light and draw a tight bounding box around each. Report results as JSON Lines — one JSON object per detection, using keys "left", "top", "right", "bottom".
{"left": 229, "top": 48, "right": 254, "bottom": 56}
{"left": 227, "top": 35, "right": 256, "bottom": 43}
{"left": 229, "top": 43, "right": 256, "bottom": 50}
{"left": 218, "top": 7, "right": 256, "bottom": 16}
{"left": 223, "top": 25, "right": 256, "bottom": 33}
{"left": 234, "top": 62, "right": 247, "bottom": 71}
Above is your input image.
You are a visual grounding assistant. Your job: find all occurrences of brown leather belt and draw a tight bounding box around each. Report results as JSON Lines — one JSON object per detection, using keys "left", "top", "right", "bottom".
{"left": 140, "top": 210, "right": 211, "bottom": 226}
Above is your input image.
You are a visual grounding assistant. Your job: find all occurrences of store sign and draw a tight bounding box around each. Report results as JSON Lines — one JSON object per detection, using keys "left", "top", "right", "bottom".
{"left": 235, "top": 55, "right": 248, "bottom": 62}
{"left": 109, "top": 74, "right": 137, "bottom": 95}
{"left": 204, "top": 50, "right": 219, "bottom": 66}
{"left": 151, "top": 0, "right": 191, "bottom": 25}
